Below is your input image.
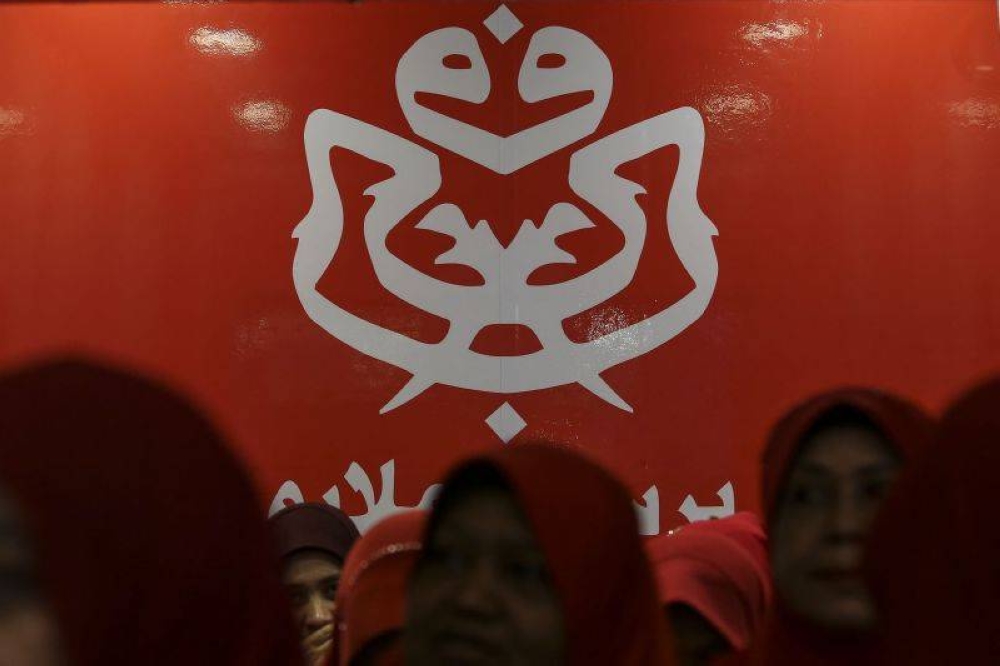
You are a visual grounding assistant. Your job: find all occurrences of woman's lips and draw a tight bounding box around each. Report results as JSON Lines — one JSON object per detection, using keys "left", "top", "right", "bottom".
{"left": 433, "top": 629, "right": 504, "bottom": 663}
{"left": 811, "top": 567, "right": 865, "bottom": 590}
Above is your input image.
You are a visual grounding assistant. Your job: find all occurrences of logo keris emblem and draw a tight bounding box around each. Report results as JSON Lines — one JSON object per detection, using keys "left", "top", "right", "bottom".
{"left": 292, "top": 5, "right": 719, "bottom": 415}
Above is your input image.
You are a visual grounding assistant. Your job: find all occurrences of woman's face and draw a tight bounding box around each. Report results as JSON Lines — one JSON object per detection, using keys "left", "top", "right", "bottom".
{"left": 405, "top": 486, "right": 566, "bottom": 666}
{"left": 281, "top": 550, "right": 340, "bottom": 666}
{"left": 0, "top": 492, "right": 64, "bottom": 666}
{"left": 770, "top": 423, "right": 900, "bottom": 634}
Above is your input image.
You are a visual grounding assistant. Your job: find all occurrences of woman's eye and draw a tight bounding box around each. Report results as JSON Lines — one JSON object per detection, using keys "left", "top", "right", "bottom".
{"left": 862, "top": 479, "right": 891, "bottom": 501}
{"left": 451, "top": 549, "right": 488, "bottom": 575}
{"left": 503, "top": 559, "right": 547, "bottom": 585}
{"left": 790, "top": 485, "right": 827, "bottom": 506}
{"left": 427, "top": 546, "right": 470, "bottom": 573}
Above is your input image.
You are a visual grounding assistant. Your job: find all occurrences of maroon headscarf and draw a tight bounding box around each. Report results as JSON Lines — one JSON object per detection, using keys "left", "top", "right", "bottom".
{"left": 752, "top": 387, "right": 934, "bottom": 666}
{"left": 270, "top": 502, "right": 360, "bottom": 564}
{"left": 866, "top": 378, "right": 1000, "bottom": 664}
{"left": 331, "top": 510, "right": 425, "bottom": 666}
{"left": 428, "top": 443, "right": 675, "bottom": 666}
{"left": 761, "top": 388, "right": 934, "bottom": 521}
{"left": 0, "top": 359, "right": 303, "bottom": 666}
{"left": 646, "top": 512, "right": 772, "bottom": 653}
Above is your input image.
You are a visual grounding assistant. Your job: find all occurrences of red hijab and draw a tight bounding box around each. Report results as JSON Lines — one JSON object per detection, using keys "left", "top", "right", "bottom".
{"left": 0, "top": 359, "right": 303, "bottom": 666}
{"left": 646, "top": 512, "right": 772, "bottom": 653}
{"left": 429, "top": 443, "right": 674, "bottom": 665}
{"left": 331, "top": 511, "right": 425, "bottom": 666}
{"left": 866, "top": 378, "right": 1000, "bottom": 664}
{"left": 753, "top": 388, "right": 933, "bottom": 666}
{"left": 270, "top": 502, "right": 360, "bottom": 563}
{"left": 760, "top": 388, "right": 933, "bottom": 521}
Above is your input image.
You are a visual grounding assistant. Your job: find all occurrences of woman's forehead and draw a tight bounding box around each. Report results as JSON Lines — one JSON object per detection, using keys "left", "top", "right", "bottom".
{"left": 433, "top": 487, "right": 538, "bottom": 547}
{"left": 793, "top": 426, "right": 899, "bottom": 475}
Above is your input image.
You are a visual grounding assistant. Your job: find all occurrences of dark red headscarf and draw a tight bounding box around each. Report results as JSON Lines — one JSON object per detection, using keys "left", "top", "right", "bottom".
{"left": 866, "top": 378, "right": 1000, "bottom": 664}
{"left": 761, "top": 387, "right": 934, "bottom": 521}
{"left": 429, "top": 443, "right": 675, "bottom": 665}
{"left": 0, "top": 359, "right": 303, "bottom": 666}
{"left": 752, "top": 387, "right": 934, "bottom": 666}
{"left": 270, "top": 502, "right": 360, "bottom": 564}
{"left": 646, "top": 512, "right": 772, "bottom": 653}
{"left": 331, "top": 510, "right": 425, "bottom": 666}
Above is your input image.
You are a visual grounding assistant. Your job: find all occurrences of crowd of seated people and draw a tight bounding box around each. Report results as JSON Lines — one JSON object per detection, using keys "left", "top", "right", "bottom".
{"left": 0, "top": 358, "right": 995, "bottom": 665}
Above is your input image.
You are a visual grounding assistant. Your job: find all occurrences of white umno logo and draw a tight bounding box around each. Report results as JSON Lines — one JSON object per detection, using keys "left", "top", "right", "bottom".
{"left": 292, "top": 5, "right": 719, "bottom": 418}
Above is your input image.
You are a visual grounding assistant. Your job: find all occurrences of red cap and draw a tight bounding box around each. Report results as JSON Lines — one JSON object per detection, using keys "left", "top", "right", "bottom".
{"left": 646, "top": 513, "right": 772, "bottom": 651}
{"left": 332, "top": 510, "right": 425, "bottom": 666}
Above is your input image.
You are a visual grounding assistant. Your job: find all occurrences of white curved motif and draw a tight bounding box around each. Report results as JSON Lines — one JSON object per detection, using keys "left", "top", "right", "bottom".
{"left": 268, "top": 461, "right": 441, "bottom": 534}
{"left": 396, "top": 26, "right": 613, "bottom": 174}
{"left": 292, "top": 6, "right": 719, "bottom": 414}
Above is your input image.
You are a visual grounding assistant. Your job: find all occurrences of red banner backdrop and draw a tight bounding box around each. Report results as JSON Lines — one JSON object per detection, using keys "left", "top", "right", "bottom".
{"left": 1, "top": 1, "right": 998, "bottom": 533}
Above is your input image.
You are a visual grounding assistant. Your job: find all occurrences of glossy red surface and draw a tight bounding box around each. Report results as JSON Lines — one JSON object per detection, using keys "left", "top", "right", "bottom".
{"left": 1, "top": 1, "right": 997, "bottom": 530}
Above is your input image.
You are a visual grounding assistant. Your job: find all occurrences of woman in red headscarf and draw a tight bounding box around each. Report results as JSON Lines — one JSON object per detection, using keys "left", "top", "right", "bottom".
{"left": 404, "top": 443, "right": 674, "bottom": 666}
{"left": 866, "top": 378, "right": 1000, "bottom": 664}
{"left": 751, "top": 388, "right": 933, "bottom": 665}
{"left": 645, "top": 513, "right": 772, "bottom": 665}
{"left": 331, "top": 510, "right": 425, "bottom": 666}
{"left": 0, "top": 359, "right": 303, "bottom": 666}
